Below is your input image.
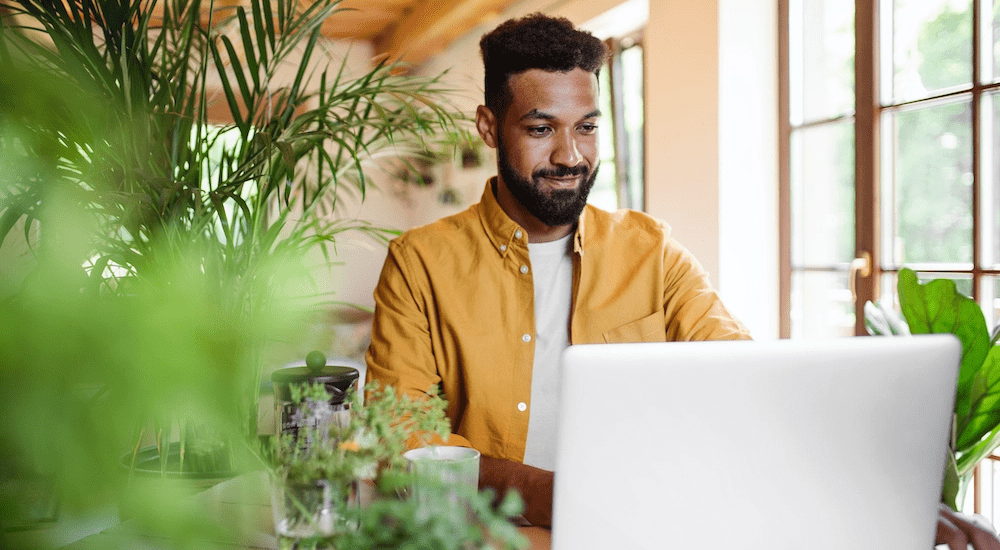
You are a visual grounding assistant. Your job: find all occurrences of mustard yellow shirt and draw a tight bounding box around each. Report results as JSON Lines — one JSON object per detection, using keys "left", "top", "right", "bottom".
{"left": 365, "top": 180, "right": 750, "bottom": 462}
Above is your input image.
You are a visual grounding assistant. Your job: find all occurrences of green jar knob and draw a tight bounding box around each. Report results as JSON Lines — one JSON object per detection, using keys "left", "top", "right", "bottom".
{"left": 305, "top": 350, "right": 326, "bottom": 374}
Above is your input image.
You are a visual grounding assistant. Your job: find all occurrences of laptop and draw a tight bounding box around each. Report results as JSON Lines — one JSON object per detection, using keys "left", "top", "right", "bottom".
{"left": 552, "top": 335, "right": 961, "bottom": 550}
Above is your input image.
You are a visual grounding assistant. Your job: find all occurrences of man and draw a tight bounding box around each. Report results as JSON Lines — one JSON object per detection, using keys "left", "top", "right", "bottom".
{"left": 365, "top": 13, "right": 997, "bottom": 549}
{"left": 367, "top": 11, "right": 748, "bottom": 525}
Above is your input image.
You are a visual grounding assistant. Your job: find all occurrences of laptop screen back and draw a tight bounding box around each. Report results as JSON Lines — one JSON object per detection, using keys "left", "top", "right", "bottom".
{"left": 552, "top": 336, "right": 960, "bottom": 550}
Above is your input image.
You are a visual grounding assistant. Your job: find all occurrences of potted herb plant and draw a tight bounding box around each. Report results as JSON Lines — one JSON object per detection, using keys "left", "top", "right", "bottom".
{"left": 866, "top": 267, "right": 1000, "bottom": 509}
{"left": 267, "top": 352, "right": 528, "bottom": 550}
{"left": 0, "top": 0, "right": 466, "bottom": 481}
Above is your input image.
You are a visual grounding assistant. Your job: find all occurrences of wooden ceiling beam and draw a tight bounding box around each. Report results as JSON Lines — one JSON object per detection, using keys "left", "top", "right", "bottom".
{"left": 320, "top": 0, "right": 410, "bottom": 40}
{"left": 372, "top": 0, "right": 516, "bottom": 67}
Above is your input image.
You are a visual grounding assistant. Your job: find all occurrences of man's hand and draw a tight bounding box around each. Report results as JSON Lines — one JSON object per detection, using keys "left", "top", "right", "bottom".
{"left": 937, "top": 503, "right": 1000, "bottom": 550}
{"left": 479, "top": 455, "right": 554, "bottom": 527}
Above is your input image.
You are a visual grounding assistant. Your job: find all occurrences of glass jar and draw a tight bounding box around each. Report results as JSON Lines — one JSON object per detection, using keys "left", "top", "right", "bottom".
{"left": 271, "top": 364, "right": 359, "bottom": 442}
{"left": 271, "top": 476, "right": 359, "bottom": 549}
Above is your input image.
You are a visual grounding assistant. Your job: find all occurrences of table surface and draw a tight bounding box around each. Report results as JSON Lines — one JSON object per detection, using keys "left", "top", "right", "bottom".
{"left": 61, "top": 471, "right": 551, "bottom": 550}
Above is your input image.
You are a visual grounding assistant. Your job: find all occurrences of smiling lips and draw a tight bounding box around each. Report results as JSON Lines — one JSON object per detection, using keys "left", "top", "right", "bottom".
{"left": 535, "top": 166, "right": 588, "bottom": 189}
{"left": 541, "top": 175, "right": 582, "bottom": 188}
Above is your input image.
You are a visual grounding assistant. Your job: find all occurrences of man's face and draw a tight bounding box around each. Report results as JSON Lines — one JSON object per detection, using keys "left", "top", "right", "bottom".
{"left": 478, "top": 68, "right": 600, "bottom": 227}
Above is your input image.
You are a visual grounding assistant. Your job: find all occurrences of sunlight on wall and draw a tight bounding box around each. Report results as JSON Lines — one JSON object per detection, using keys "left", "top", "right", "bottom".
{"left": 719, "top": 0, "right": 779, "bottom": 339}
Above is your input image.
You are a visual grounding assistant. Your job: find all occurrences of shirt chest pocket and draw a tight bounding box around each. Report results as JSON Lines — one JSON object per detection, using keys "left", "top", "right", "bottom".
{"left": 602, "top": 311, "right": 666, "bottom": 343}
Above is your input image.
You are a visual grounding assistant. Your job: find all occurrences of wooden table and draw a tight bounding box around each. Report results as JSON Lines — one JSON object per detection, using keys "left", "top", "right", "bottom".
{"left": 62, "top": 471, "right": 551, "bottom": 549}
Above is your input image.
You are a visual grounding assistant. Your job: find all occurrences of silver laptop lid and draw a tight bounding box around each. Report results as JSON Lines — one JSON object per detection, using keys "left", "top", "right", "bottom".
{"left": 552, "top": 335, "right": 960, "bottom": 550}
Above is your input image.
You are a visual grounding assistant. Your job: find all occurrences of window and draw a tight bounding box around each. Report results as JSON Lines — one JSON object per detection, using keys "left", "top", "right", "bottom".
{"left": 589, "top": 32, "right": 645, "bottom": 212}
{"left": 782, "top": 0, "right": 1000, "bottom": 514}
{"left": 783, "top": 0, "right": 855, "bottom": 339}
{"left": 782, "top": 0, "right": 1000, "bottom": 337}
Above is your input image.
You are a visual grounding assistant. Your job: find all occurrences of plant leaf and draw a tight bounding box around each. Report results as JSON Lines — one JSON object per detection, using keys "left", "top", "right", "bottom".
{"left": 942, "top": 449, "right": 961, "bottom": 509}
{"left": 864, "top": 301, "right": 890, "bottom": 336}
{"left": 209, "top": 41, "right": 249, "bottom": 133}
{"left": 956, "top": 421, "right": 1000, "bottom": 475}
{"left": 864, "top": 300, "right": 910, "bottom": 336}
{"left": 275, "top": 141, "right": 295, "bottom": 170}
{"left": 897, "top": 267, "right": 990, "bottom": 427}
{"left": 956, "top": 346, "right": 1000, "bottom": 449}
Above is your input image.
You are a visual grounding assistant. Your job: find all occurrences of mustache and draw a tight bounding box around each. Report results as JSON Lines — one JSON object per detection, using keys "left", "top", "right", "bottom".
{"left": 533, "top": 165, "right": 589, "bottom": 179}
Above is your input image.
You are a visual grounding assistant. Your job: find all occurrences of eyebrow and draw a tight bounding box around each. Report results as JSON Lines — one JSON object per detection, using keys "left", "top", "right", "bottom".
{"left": 519, "top": 109, "right": 602, "bottom": 121}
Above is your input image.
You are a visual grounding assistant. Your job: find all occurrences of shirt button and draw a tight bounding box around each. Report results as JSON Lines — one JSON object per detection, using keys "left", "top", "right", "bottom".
{"left": 522, "top": 333, "right": 532, "bottom": 343}
{"left": 520, "top": 265, "right": 529, "bottom": 274}
{"left": 514, "top": 230, "right": 523, "bottom": 239}
{"left": 499, "top": 244, "right": 507, "bottom": 252}
{"left": 517, "top": 402, "right": 527, "bottom": 412}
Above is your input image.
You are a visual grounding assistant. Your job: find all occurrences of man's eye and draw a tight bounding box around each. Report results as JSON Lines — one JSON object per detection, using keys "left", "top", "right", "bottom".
{"left": 527, "top": 126, "right": 551, "bottom": 137}
{"left": 578, "top": 124, "right": 598, "bottom": 134}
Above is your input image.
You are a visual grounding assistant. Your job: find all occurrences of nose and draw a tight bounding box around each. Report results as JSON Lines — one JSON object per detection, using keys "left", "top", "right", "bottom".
{"left": 550, "top": 129, "right": 583, "bottom": 168}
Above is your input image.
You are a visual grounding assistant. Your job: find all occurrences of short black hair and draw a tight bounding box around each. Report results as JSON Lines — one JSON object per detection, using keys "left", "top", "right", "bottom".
{"left": 479, "top": 13, "right": 608, "bottom": 118}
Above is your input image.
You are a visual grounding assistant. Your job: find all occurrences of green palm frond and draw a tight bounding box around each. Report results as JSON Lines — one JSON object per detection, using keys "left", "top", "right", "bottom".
{"left": 1, "top": 0, "right": 466, "bottom": 283}
{"left": 1, "top": 0, "right": 467, "bottom": 441}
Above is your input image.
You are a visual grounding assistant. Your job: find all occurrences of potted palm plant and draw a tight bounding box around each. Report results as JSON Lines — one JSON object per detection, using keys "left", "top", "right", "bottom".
{"left": 866, "top": 267, "right": 1000, "bottom": 510}
{"left": 0, "top": 0, "right": 465, "bottom": 482}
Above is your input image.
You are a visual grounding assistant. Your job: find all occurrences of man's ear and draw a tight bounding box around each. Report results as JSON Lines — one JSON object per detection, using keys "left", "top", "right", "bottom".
{"left": 476, "top": 105, "right": 499, "bottom": 149}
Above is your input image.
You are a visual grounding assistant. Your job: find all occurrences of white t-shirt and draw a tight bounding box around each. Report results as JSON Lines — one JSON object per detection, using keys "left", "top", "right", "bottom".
{"left": 521, "top": 233, "right": 574, "bottom": 471}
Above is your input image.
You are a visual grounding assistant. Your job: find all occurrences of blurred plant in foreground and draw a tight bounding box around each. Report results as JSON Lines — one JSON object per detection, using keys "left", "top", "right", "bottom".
{"left": 0, "top": 0, "right": 467, "bottom": 545}
{"left": 0, "top": 186, "right": 312, "bottom": 547}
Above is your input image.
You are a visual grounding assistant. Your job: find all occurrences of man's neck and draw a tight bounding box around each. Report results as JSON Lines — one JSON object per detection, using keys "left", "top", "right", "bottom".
{"left": 493, "top": 178, "right": 575, "bottom": 243}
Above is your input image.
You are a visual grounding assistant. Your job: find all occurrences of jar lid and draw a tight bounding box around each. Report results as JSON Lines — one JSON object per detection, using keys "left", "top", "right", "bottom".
{"left": 271, "top": 365, "right": 360, "bottom": 403}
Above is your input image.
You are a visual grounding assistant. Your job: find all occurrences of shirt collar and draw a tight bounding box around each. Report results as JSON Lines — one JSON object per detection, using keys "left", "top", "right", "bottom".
{"left": 477, "top": 177, "right": 588, "bottom": 257}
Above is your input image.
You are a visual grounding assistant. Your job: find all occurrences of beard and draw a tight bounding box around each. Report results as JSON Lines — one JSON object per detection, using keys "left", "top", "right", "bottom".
{"left": 497, "top": 137, "right": 598, "bottom": 227}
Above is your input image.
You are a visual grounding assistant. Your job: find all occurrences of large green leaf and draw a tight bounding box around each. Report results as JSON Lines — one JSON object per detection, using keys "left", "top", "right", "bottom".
{"left": 898, "top": 268, "right": 1000, "bottom": 455}
{"left": 956, "top": 346, "right": 1000, "bottom": 449}
{"left": 897, "top": 268, "right": 991, "bottom": 429}
{"left": 956, "top": 418, "right": 1000, "bottom": 475}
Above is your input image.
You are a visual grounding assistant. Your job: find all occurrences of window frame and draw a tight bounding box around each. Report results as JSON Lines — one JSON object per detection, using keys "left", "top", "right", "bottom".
{"left": 781, "top": 0, "right": 1000, "bottom": 516}
{"left": 780, "top": 0, "right": 1000, "bottom": 339}
{"left": 602, "top": 30, "right": 646, "bottom": 212}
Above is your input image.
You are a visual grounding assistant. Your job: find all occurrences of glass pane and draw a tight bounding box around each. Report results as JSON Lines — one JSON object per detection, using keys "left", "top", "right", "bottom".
{"left": 590, "top": 65, "right": 618, "bottom": 211}
{"left": 790, "top": 271, "right": 855, "bottom": 339}
{"left": 982, "top": 275, "right": 999, "bottom": 330}
{"left": 621, "top": 44, "right": 645, "bottom": 211}
{"left": 981, "top": 456, "right": 997, "bottom": 520}
{"left": 990, "top": 458, "right": 1000, "bottom": 523}
{"left": 790, "top": 122, "right": 855, "bottom": 267}
{"left": 890, "top": 0, "right": 973, "bottom": 103}
{"left": 882, "top": 99, "right": 973, "bottom": 266}
{"left": 878, "top": 271, "right": 974, "bottom": 312}
{"left": 988, "top": 0, "right": 1000, "bottom": 83}
{"left": 878, "top": 272, "right": 900, "bottom": 312}
{"left": 994, "top": 276, "right": 1000, "bottom": 329}
{"left": 984, "top": 93, "right": 1000, "bottom": 268}
{"left": 789, "top": 0, "right": 855, "bottom": 124}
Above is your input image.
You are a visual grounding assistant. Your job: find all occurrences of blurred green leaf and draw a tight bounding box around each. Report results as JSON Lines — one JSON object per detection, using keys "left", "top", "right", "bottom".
{"left": 0, "top": 0, "right": 468, "bottom": 545}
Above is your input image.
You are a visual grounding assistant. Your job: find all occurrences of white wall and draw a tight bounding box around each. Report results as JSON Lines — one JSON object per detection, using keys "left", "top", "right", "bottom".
{"left": 645, "top": 0, "right": 779, "bottom": 339}
{"left": 644, "top": 0, "right": 721, "bottom": 279}
{"left": 718, "top": 0, "right": 779, "bottom": 339}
